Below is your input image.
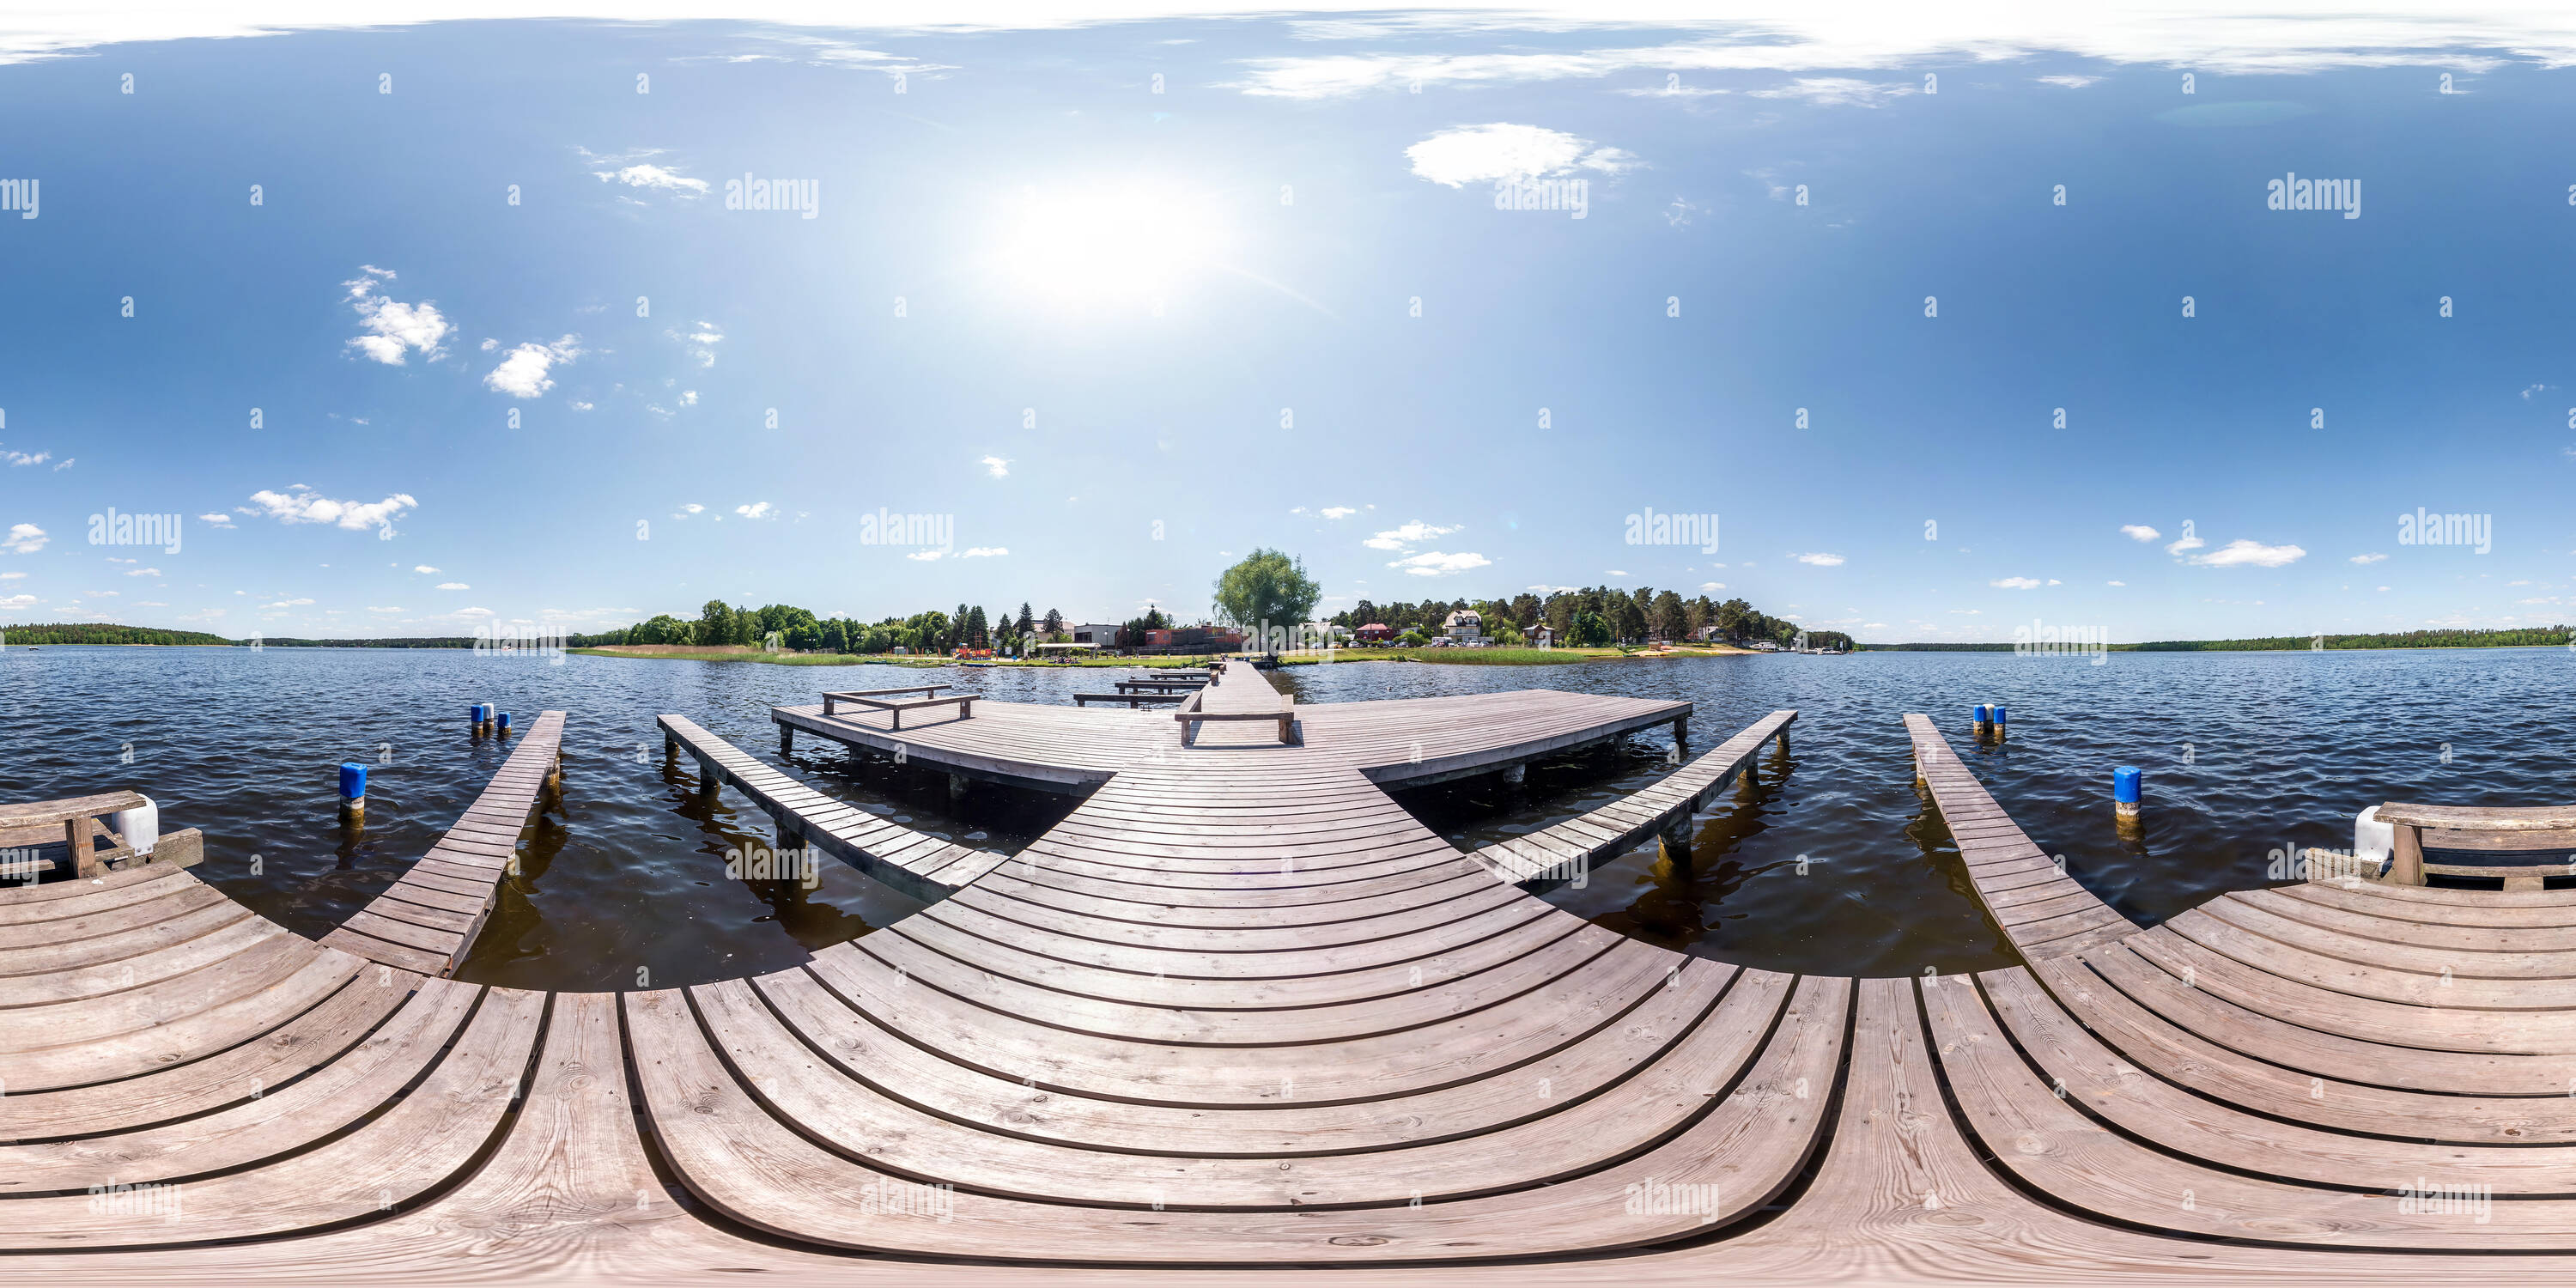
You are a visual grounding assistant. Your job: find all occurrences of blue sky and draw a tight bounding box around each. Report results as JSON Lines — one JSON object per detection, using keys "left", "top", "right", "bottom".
{"left": 3, "top": 4, "right": 2573, "bottom": 643}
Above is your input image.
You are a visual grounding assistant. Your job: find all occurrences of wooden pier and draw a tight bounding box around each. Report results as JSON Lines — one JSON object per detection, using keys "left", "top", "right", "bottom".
{"left": 7, "top": 671, "right": 2576, "bottom": 1280}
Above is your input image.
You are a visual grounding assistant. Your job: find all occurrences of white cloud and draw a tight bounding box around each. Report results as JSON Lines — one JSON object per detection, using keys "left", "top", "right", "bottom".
{"left": 1605, "top": 569, "right": 1630, "bottom": 577}
{"left": 1991, "top": 576, "right": 2043, "bottom": 589}
{"left": 1364, "top": 520, "right": 1461, "bottom": 550}
{"left": 1699, "top": 581, "right": 1724, "bottom": 592}
{"left": 593, "top": 163, "right": 708, "bottom": 196}
{"left": 435, "top": 581, "right": 469, "bottom": 590}
{"left": 2523, "top": 383, "right": 2549, "bottom": 399}
{"left": 672, "top": 321, "right": 723, "bottom": 367}
{"left": 413, "top": 564, "right": 440, "bottom": 574}
{"left": 124, "top": 566, "right": 159, "bottom": 576}
{"left": 0, "top": 593, "right": 32, "bottom": 608}
{"left": 197, "top": 513, "right": 234, "bottom": 526}
{"left": 1389, "top": 550, "right": 1492, "bottom": 576}
{"left": 3, "top": 523, "right": 48, "bottom": 553}
{"left": 2107, "top": 580, "right": 2126, "bottom": 586}
{"left": 2188, "top": 539, "right": 2306, "bottom": 568}
{"left": 569, "top": 400, "right": 595, "bottom": 411}
{"left": 1747, "top": 76, "right": 1917, "bottom": 106}
{"left": 2165, "top": 534, "right": 2206, "bottom": 556}
{"left": 677, "top": 390, "right": 698, "bottom": 406}
{"left": 2037, "top": 74, "right": 2102, "bottom": 88}
{"left": 52, "top": 458, "right": 72, "bottom": 470}
{"left": 673, "top": 503, "right": 705, "bottom": 519}
{"left": 0, "top": 571, "right": 21, "bottom": 580}
{"left": 483, "top": 335, "right": 583, "bottom": 398}
{"left": 2119, "top": 524, "right": 2160, "bottom": 542}
{"left": 2348, "top": 552, "right": 2388, "bottom": 564}
{"left": 343, "top": 267, "right": 449, "bottom": 365}
{"left": 960, "top": 546, "right": 1007, "bottom": 557}
{"left": 2, "top": 449, "right": 50, "bottom": 466}
{"left": 735, "top": 502, "right": 775, "bottom": 519}
{"left": 905, "top": 549, "right": 945, "bottom": 562}
{"left": 1320, "top": 506, "right": 1358, "bottom": 519}
{"left": 1791, "top": 552, "right": 1845, "bottom": 566}
{"left": 261, "top": 598, "right": 315, "bottom": 609}
{"left": 1406, "top": 123, "right": 1637, "bottom": 187}
{"left": 246, "top": 486, "right": 415, "bottom": 534}
{"left": 980, "top": 455, "right": 1011, "bottom": 478}
{"left": 367, "top": 605, "right": 403, "bottom": 612}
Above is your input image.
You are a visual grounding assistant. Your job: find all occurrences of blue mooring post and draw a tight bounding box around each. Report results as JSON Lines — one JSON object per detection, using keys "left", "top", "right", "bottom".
{"left": 498, "top": 711, "right": 513, "bottom": 736}
{"left": 338, "top": 761, "right": 368, "bottom": 815}
{"left": 2113, "top": 765, "right": 2142, "bottom": 824}
{"left": 1972, "top": 703, "right": 1991, "bottom": 735}
{"left": 1991, "top": 703, "right": 2008, "bottom": 739}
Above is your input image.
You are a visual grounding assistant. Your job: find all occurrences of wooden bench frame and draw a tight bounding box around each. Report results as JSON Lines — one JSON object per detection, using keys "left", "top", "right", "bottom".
{"left": 823, "top": 685, "right": 975, "bottom": 729}
{"left": 0, "top": 791, "right": 206, "bottom": 881}
{"left": 1074, "top": 691, "right": 1188, "bottom": 707}
{"left": 2377, "top": 801, "right": 2576, "bottom": 888}
{"left": 1175, "top": 709, "right": 1296, "bottom": 746}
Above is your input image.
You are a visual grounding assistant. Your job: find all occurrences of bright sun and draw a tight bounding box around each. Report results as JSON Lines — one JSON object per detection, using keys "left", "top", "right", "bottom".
{"left": 990, "top": 185, "right": 1230, "bottom": 310}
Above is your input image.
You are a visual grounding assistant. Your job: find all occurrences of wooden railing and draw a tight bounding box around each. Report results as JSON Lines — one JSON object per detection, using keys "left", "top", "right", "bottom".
{"left": 822, "top": 685, "right": 975, "bottom": 730}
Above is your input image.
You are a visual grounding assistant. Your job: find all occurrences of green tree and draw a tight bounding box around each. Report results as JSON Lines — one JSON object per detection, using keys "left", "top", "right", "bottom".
{"left": 1649, "top": 590, "right": 1689, "bottom": 641}
{"left": 1569, "top": 611, "right": 1612, "bottom": 647}
{"left": 1042, "top": 607, "right": 1064, "bottom": 636}
{"left": 698, "top": 599, "right": 733, "bottom": 645}
{"left": 1212, "top": 549, "right": 1323, "bottom": 644}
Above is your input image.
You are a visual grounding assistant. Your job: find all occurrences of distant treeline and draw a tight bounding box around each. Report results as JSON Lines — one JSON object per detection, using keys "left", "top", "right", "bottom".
{"left": 1868, "top": 625, "right": 2574, "bottom": 653}
{"left": 236, "top": 637, "right": 481, "bottom": 648}
{"left": 0, "top": 623, "right": 231, "bottom": 646}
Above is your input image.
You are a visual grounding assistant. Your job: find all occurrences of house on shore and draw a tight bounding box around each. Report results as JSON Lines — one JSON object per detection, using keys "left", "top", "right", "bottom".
{"left": 1441, "top": 610, "right": 1485, "bottom": 646}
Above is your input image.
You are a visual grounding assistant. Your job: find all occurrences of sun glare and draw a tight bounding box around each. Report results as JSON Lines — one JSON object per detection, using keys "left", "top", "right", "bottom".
{"left": 990, "top": 185, "right": 1230, "bottom": 310}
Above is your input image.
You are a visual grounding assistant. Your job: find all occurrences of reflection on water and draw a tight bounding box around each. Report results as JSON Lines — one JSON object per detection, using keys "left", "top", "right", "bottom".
{"left": 4, "top": 645, "right": 2570, "bottom": 987}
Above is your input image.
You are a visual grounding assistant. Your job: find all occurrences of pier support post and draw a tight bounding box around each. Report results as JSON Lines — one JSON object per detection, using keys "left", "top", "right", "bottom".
{"left": 663, "top": 729, "right": 677, "bottom": 758}
{"left": 1658, "top": 815, "right": 1694, "bottom": 874}
{"left": 544, "top": 756, "right": 564, "bottom": 807}
{"left": 1773, "top": 725, "right": 1789, "bottom": 756}
{"left": 1503, "top": 763, "right": 1527, "bottom": 791}
{"left": 780, "top": 724, "right": 794, "bottom": 756}
{"left": 694, "top": 756, "right": 721, "bottom": 801}
{"left": 2388, "top": 823, "right": 2424, "bottom": 886}
{"left": 948, "top": 773, "right": 969, "bottom": 812}
{"left": 1673, "top": 718, "right": 1690, "bottom": 756}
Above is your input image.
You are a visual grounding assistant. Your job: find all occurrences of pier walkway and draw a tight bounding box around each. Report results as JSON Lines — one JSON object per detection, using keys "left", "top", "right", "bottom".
{"left": 320, "top": 709, "right": 565, "bottom": 977}
{"left": 7, "top": 678, "right": 2576, "bottom": 1279}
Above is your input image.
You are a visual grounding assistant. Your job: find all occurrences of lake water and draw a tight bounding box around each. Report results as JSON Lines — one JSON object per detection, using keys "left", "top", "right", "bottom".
{"left": 3, "top": 644, "right": 2567, "bottom": 988}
